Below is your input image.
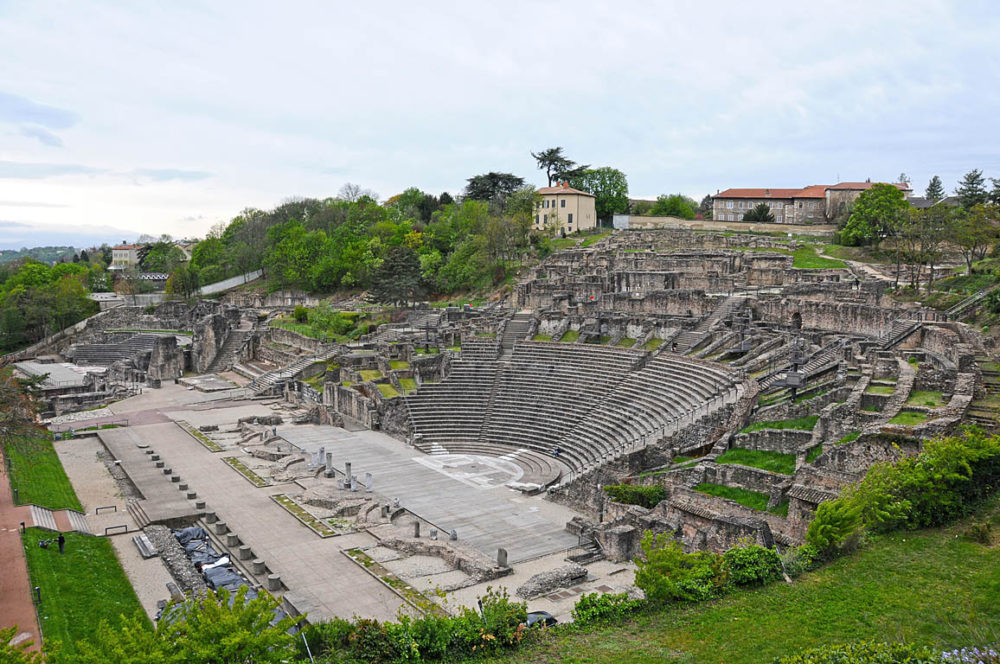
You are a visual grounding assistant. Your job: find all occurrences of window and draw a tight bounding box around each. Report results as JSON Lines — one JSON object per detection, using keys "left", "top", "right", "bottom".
{"left": 535, "top": 215, "right": 539, "bottom": 224}
{"left": 543, "top": 214, "right": 548, "bottom": 223}
{"left": 726, "top": 200, "right": 734, "bottom": 209}
{"left": 568, "top": 213, "right": 573, "bottom": 224}
{"left": 776, "top": 214, "right": 782, "bottom": 222}
{"left": 809, "top": 202, "right": 816, "bottom": 210}
{"left": 560, "top": 199, "right": 566, "bottom": 208}
{"left": 797, "top": 202, "right": 803, "bottom": 208}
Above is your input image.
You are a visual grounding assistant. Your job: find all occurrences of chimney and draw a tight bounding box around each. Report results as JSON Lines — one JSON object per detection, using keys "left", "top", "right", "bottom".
{"left": 765, "top": 189, "right": 770, "bottom": 197}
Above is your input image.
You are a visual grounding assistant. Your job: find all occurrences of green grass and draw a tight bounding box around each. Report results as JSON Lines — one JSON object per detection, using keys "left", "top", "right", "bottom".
{"left": 769, "top": 499, "right": 790, "bottom": 517}
{"left": 580, "top": 231, "right": 611, "bottom": 247}
{"left": 864, "top": 384, "right": 895, "bottom": 395}
{"left": 377, "top": 383, "right": 401, "bottom": 398}
{"left": 177, "top": 420, "right": 222, "bottom": 452}
{"left": 819, "top": 243, "right": 891, "bottom": 264}
{"left": 22, "top": 529, "right": 147, "bottom": 654}
{"left": 889, "top": 411, "right": 929, "bottom": 426}
{"left": 616, "top": 337, "right": 636, "bottom": 348}
{"left": 488, "top": 509, "right": 1000, "bottom": 664}
{"left": 389, "top": 360, "right": 410, "bottom": 370}
{"left": 271, "top": 494, "right": 335, "bottom": 537}
{"left": 559, "top": 330, "right": 580, "bottom": 343}
{"left": 692, "top": 483, "right": 770, "bottom": 511}
{"left": 359, "top": 369, "right": 383, "bottom": 382}
{"left": 906, "top": 390, "right": 945, "bottom": 408}
{"left": 398, "top": 378, "right": 418, "bottom": 394}
{"left": 413, "top": 347, "right": 440, "bottom": 355}
{"left": 222, "top": 456, "right": 268, "bottom": 487}
{"left": 837, "top": 431, "right": 861, "bottom": 445}
{"left": 792, "top": 245, "right": 847, "bottom": 269}
{"left": 740, "top": 415, "right": 819, "bottom": 433}
{"left": 532, "top": 334, "right": 552, "bottom": 342}
{"left": 5, "top": 437, "right": 83, "bottom": 511}
{"left": 715, "top": 448, "right": 796, "bottom": 475}
{"left": 934, "top": 272, "right": 1000, "bottom": 294}
{"left": 861, "top": 404, "right": 882, "bottom": 412}
{"left": 643, "top": 338, "right": 664, "bottom": 351}
{"left": 805, "top": 444, "right": 823, "bottom": 463}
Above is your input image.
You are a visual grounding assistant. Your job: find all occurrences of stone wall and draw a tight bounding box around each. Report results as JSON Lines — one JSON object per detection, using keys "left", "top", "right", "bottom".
{"left": 192, "top": 313, "right": 231, "bottom": 374}
{"left": 732, "top": 428, "right": 813, "bottom": 454}
{"left": 147, "top": 336, "right": 183, "bottom": 383}
{"left": 699, "top": 462, "right": 791, "bottom": 497}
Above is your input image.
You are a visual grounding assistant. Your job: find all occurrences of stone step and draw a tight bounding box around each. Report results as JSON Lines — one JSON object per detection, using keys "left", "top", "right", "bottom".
{"left": 126, "top": 500, "right": 151, "bottom": 529}
{"left": 67, "top": 510, "right": 91, "bottom": 534}
{"left": 30, "top": 505, "right": 58, "bottom": 531}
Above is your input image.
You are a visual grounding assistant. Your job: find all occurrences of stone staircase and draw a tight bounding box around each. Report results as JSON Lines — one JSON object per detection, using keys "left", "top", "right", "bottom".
{"left": 126, "top": 500, "right": 152, "bottom": 529}
{"left": 758, "top": 338, "right": 845, "bottom": 392}
{"left": 205, "top": 329, "right": 252, "bottom": 374}
{"left": 500, "top": 312, "right": 533, "bottom": 360}
{"left": 72, "top": 333, "right": 161, "bottom": 366}
{"left": 673, "top": 296, "right": 745, "bottom": 354}
{"left": 879, "top": 318, "right": 922, "bottom": 350}
{"left": 249, "top": 348, "right": 338, "bottom": 395}
{"left": 28, "top": 505, "right": 92, "bottom": 534}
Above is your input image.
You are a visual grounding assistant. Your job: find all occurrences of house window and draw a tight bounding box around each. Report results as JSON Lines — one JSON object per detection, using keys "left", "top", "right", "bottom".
{"left": 726, "top": 201, "right": 734, "bottom": 209}
{"left": 568, "top": 213, "right": 573, "bottom": 224}
{"left": 560, "top": 199, "right": 566, "bottom": 208}
{"left": 543, "top": 214, "right": 548, "bottom": 223}
{"left": 535, "top": 215, "right": 539, "bottom": 224}
{"left": 809, "top": 202, "right": 816, "bottom": 210}
{"left": 797, "top": 202, "right": 803, "bottom": 208}
{"left": 776, "top": 214, "right": 782, "bottom": 222}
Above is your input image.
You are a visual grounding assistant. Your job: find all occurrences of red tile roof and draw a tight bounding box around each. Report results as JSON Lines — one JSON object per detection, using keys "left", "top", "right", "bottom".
{"left": 113, "top": 244, "right": 142, "bottom": 250}
{"left": 793, "top": 185, "right": 828, "bottom": 198}
{"left": 716, "top": 181, "right": 910, "bottom": 200}
{"left": 537, "top": 182, "right": 594, "bottom": 197}
{"left": 715, "top": 188, "right": 802, "bottom": 199}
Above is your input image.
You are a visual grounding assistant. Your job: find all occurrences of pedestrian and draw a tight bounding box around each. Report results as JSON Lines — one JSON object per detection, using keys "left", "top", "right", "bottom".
{"left": 57, "top": 533, "right": 65, "bottom": 554}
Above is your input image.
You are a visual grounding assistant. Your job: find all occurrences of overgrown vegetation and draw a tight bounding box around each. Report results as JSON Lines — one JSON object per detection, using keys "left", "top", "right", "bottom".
{"left": 740, "top": 415, "right": 819, "bottom": 433}
{"left": 5, "top": 435, "right": 83, "bottom": 511}
{"left": 0, "top": 259, "right": 99, "bottom": 352}
{"left": 693, "top": 483, "right": 771, "bottom": 511}
{"left": 888, "top": 411, "right": 929, "bottom": 426}
{"left": 603, "top": 484, "right": 667, "bottom": 509}
{"left": 715, "top": 448, "right": 797, "bottom": 474}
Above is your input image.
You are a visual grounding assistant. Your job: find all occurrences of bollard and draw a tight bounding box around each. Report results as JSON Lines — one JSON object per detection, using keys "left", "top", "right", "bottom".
{"left": 155, "top": 461, "right": 164, "bottom": 468}
{"left": 178, "top": 483, "right": 188, "bottom": 491}
{"left": 412, "top": 521, "right": 420, "bottom": 538}
{"left": 20, "top": 521, "right": 25, "bottom": 534}
{"left": 170, "top": 475, "right": 180, "bottom": 483}
{"left": 13, "top": 488, "right": 18, "bottom": 502}
{"left": 266, "top": 574, "right": 282, "bottom": 591}
{"left": 226, "top": 533, "right": 240, "bottom": 547}
{"left": 163, "top": 467, "right": 172, "bottom": 475}
{"left": 186, "top": 491, "right": 197, "bottom": 500}
{"left": 145, "top": 449, "right": 154, "bottom": 455}
{"left": 238, "top": 545, "right": 253, "bottom": 560}
{"left": 205, "top": 511, "right": 217, "bottom": 523}
{"left": 195, "top": 500, "right": 206, "bottom": 510}
{"left": 34, "top": 586, "right": 41, "bottom": 604}
{"left": 151, "top": 454, "right": 160, "bottom": 461}
{"left": 252, "top": 559, "right": 266, "bottom": 575}
{"left": 214, "top": 521, "right": 228, "bottom": 535}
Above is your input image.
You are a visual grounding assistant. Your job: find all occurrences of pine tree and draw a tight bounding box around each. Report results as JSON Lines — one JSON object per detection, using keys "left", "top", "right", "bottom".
{"left": 955, "top": 169, "right": 988, "bottom": 209}
{"left": 925, "top": 175, "right": 945, "bottom": 203}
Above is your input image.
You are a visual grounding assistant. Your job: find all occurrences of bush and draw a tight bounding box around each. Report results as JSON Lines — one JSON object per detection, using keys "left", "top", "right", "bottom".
{"left": 634, "top": 532, "right": 727, "bottom": 604}
{"left": 772, "top": 640, "right": 938, "bottom": 663}
{"left": 571, "top": 592, "right": 645, "bottom": 625}
{"left": 603, "top": 484, "right": 667, "bottom": 509}
{"left": 723, "top": 542, "right": 783, "bottom": 586}
{"left": 806, "top": 498, "right": 863, "bottom": 555}
{"left": 293, "top": 305, "right": 309, "bottom": 323}
{"left": 780, "top": 544, "right": 821, "bottom": 578}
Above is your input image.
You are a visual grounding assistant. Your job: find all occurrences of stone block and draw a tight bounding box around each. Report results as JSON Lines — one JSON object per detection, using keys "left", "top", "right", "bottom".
{"left": 252, "top": 559, "right": 266, "bottom": 574}
{"left": 238, "top": 545, "right": 253, "bottom": 560}
{"left": 267, "top": 574, "right": 282, "bottom": 591}
{"left": 214, "top": 521, "right": 228, "bottom": 535}
{"left": 226, "top": 533, "right": 240, "bottom": 547}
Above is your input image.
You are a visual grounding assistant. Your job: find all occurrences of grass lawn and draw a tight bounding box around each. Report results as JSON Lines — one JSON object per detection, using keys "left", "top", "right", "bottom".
{"left": 580, "top": 231, "right": 612, "bottom": 247}
{"left": 560, "top": 330, "right": 580, "bottom": 343}
{"left": 617, "top": 337, "right": 637, "bottom": 348}
{"left": 532, "top": 334, "right": 552, "bottom": 342}
{"left": 643, "top": 338, "right": 664, "bottom": 351}
{"left": 388, "top": 360, "right": 410, "bottom": 370}
{"left": 906, "top": 390, "right": 945, "bottom": 408}
{"left": 398, "top": 377, "right": 417, "bottom": 393}
{"left": 5, "top": 437, "right": 83, "bottom": 511}
{"left": 358, "top": 369, "right": 383, "bottom": 382}
{"left": 692, "top": 483, "right": 770, "bottom": 511}
{"left": 491, "top": 510, "right": 1000, "bottom": 664}
{"left": 805, "top": 444, "right": 823, "bottom": 463}
{"left": 820, "top": 243, "right": 890, "bottom": 264}
{"left": 740, "top": 415, "right": 818, "bottom": 433}
{"left": 792, "top": 246, "right": 847, "bottom": 269}
{"left": 376, "top": 383, "right": 401, "bottom": 398}
{"left": 865, "top": 384, "right": 895, "bottom": 395}
{"left": 837, "top": 431, "right": 861, "bottom": 445}
{"left": 22, "top": 529, "right": 146, "bottom": 654}
{"left": 889, "top": 411, "right": 929, "bottom": 426}
{"left": 715, "top": 448, "right": 796, "bottom": 475}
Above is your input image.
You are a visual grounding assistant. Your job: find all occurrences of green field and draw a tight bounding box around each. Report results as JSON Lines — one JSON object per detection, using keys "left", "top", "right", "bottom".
{"left": 792, "top": 246, "right": 847, "bottom": 269}
{"left": 692, "top": 483, "right": 770, "bottom": 511}
{"left": 889, "top": 411, "right": 929, "bottom": 426}
{"left": 906, "top": 390, "right": 945, "bottom": 408}
{"left": 740, "top": 415, "right": 818, "bottom": 433}
{"left": 5, "top": 437, "right": 83, "bottom": 511}
{"left": 22, "top": 529, "right": 147, "bottom": 654}
{"left": 490, "top": 508, "right": 1000, "bottom": 664}
{"left": 865, "top": 384, "right": 895, "bottom": 395}
{"left": 560, "top": 330, "right": 580, "bottom": 343}
{"left": 714, "top": 448, "right": 796, "bottom": 475}
{"left": 837, "top": 431, "right": 861, "bottom": 445}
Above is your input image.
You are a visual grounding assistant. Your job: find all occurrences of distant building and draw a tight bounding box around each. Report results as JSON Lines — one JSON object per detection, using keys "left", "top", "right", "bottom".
{"left": 906, "top": 195, "right": 961, "bottom": 209}
{"left": 534, "top": 182, "right": 598, "bottom": 233}
{"left": 712, "top": 182, "right": 912, "bottom": 224}
{"left": 110, "top": 243, "right": 145, "bottom": 270}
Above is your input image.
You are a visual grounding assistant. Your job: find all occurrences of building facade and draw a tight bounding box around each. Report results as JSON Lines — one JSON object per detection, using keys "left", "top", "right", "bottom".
{"left": 712, "top": 182, "right": 911, "bottom": 224}
{"left": 534, "top": 182, "right": 598, "bottom": 233}
{"left": 110, "top": 244, "right": 143, "bottom": 270}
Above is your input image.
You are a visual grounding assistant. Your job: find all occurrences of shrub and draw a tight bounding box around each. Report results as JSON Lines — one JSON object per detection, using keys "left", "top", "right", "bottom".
{"left": 571, "top": 592, "right": 645, "bottom": 625}
{"left": 293, "top": 305, "right": 309, "bottom": 323}
{"left": 723, "top": 542, "right": 783, "bottom": 586}
{"left": 806, "top": 499, "right": 863, "bottom": 555}
{"left": 780, "top": 544, "right": 821, "bottom": 578}
{"left": 772, "top": 640, "right": 938, "bottom": 663}
{"left": 634, "top": 532, "right": 727, "bottom": 604}
{"left": 603, "top": 484, "right": 667, "bottom": 509}
{"left": 965, "top": 521, "right": 992, "bottom": 544}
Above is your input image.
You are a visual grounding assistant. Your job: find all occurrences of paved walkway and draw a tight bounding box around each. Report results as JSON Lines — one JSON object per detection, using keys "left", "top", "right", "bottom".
{"left": 0, "top": 462, "right": 41, "bottom": 653}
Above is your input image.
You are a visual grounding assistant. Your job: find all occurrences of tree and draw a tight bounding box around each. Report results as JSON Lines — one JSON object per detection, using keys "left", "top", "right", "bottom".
{"left": 990, "top": 178, "right": 1000, "bottom": 206}
{"left": 0, "top": 367, "right": 41, "bottom": 453}
{"left": 165, "top": 264, "right": 200, "bottom": 300}
{"left": 530, "top": 147, "right": 589, "bottom": 187}
{"left": 841, "top": 183, "right": 908, "bottom": 248}
{"left": 569, "top": 167, "right": 629, "bottom": 224}
{"left": 649, "top": 194, "right": 696, "bottom": 219}
{"left": 698, "top": 195, "right": 714, "bottom": 219}
{"left": 338, "top": 182, "right": 377, "bottom": 203}
{"left": 955, "top": 168, "right": 988, "bottom": 209}
{"left": 925, "top": 175, "right": 945, "bottom": 203}
{"left": 897, "top": 172, "right": 911, "bottom": 186}
{"left": 953, "top": 204, "right": 1000, "bottom": 274}
{"left": 742, "top": 202, "right": 776, "bottom": 223}
{"left": 0, "top": 626, "right": 44, "bottom": 664}
{"left": 141, "top": 241, "right": 187, "bottom": 273}
{"left": 463, "top": 172, "right": 525, "bottom": 211}
{"left": 371, "top": 246, "right": 423, "bottom": 306}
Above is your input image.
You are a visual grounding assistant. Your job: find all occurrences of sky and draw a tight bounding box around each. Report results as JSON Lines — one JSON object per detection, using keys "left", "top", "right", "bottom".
{"left": 1, "top": 0, "right": 999, "bottom": 249}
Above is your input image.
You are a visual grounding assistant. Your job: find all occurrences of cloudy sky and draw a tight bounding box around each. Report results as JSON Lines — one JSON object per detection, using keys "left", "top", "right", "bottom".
{"left": 1, "top": 1, "right": 998, "bottom": 248}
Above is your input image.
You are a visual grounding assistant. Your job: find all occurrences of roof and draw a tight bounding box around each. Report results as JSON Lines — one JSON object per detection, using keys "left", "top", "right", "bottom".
{"left": 714, "top": 188, "right": 802, "bottom": 199}
{"left": 113, "top": 244, "right": 142, "bottom": 250}
{"left": 827, "top": 182, "right": 911, "bottom": 191}
{"left": 908, "top": 195, "right": 961, "bottom": 209}
{"left": 793, "top": 185, "right": 828, "bottom": 199}
{"left": 537, "top": 182, "right": 595, "bottom": 197}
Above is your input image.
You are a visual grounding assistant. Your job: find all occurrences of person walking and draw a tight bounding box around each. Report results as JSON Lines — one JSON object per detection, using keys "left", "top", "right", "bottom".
{"left": 57, "top": 533, "right": 65, "bottom": 554}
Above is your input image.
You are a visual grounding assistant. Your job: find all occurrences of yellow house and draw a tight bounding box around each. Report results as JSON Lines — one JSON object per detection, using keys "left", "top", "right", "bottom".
{"left": 533, "top": 182, "right": 597, "bottom": 234}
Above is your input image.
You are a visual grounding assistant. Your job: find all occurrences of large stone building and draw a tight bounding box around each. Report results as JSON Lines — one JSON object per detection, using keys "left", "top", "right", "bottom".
{"left": 712, "top": 181, "right": 911, "bottom": 224}
{"left": 534, "top": 182, "right": 598, "bottom": 234}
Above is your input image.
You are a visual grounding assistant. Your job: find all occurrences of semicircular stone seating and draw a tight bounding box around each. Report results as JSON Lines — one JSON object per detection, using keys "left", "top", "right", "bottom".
{"left": 405, "top": 339, "right": 739, "bottom": 486}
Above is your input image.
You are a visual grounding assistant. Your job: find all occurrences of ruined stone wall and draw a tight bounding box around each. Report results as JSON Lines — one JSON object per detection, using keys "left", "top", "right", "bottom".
{"left": 594, "top": 290, "right": 714, "bottom": 317}
{"left": 147, "top": 336, "right": 183, "bottom": 383}
{"left": 332, "top": 385, "right": 375, "bottom": 427}
{"left": 192, "top": 313, "right": 230, "bottom": 373}
{"left": 699, "top": 462, "right": 791, "bottom": 496}
{"left": 732, "top": 429, "right": 813, "bottom": 454}
{"left": 752, "top": 297, "right": 898, "bottom": 336}
{"left": 813, "top": 433, "right": 921, "bottom": 476}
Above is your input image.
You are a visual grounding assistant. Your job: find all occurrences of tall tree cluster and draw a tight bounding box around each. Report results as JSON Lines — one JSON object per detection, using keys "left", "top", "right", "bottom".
{"left": 0, "top": 260, "right": 99, "bottom": 352}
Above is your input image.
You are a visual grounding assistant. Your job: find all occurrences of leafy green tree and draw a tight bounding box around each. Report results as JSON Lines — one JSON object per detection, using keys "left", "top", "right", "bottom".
{"left": 742, "top": 202, "right": 776, "bottom": 223}
{"left": 924, "top": 175, "right": 945, "bottom": 202}
{"left": 955, "top": 168, "right": 988, "bottom": 209}
{"left": 649, "top": 194, "right": 696, "bottom": 219}
{"left": 841, "top": 183, "right": 908, "bottom": 248}
{"left": 0, "top": 626, "right": 44, "bottom": 664}
{"left": 952, "top": 204, "right": 999, "bottom": 274}
{"left": 698, "top": 195, "right": 714, "bottom": 219}
{"left": 165, "top": 264, "right": 200, "bottom": 299}
{"left": 371, "top": 246, "right": 424, "bottom": 306}
{"left": 569, "top": 167, "right": 629, "bottom": 224}
{"left": 141, "top": 241, "right": 187, "bottom": 273}
{"left": 990, "top": 177, "right": 1000, "bottom": 206}
{"left": 464, "top": 172, "right": 525, "bottom": 210}
{"left": 531, "top": 147, "right": 589, "bottom": 187}
{"left": 634, "top": 532, "right": 727, "bottom": 604}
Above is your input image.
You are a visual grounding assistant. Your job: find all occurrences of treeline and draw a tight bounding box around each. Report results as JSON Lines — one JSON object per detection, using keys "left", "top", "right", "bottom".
{"left": 0, "top": 246, "right": 76, "bottom": 265}
{"left": 0, "top": 260, "right": 99, "bottom": 352}
{"left": 189, "top": 185, "right": 549, "bottom": 296}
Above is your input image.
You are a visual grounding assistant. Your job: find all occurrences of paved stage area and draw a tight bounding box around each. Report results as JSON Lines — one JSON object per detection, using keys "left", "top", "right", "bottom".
{"left": 278, "top": 425, "right": 579, "bottom": 563}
